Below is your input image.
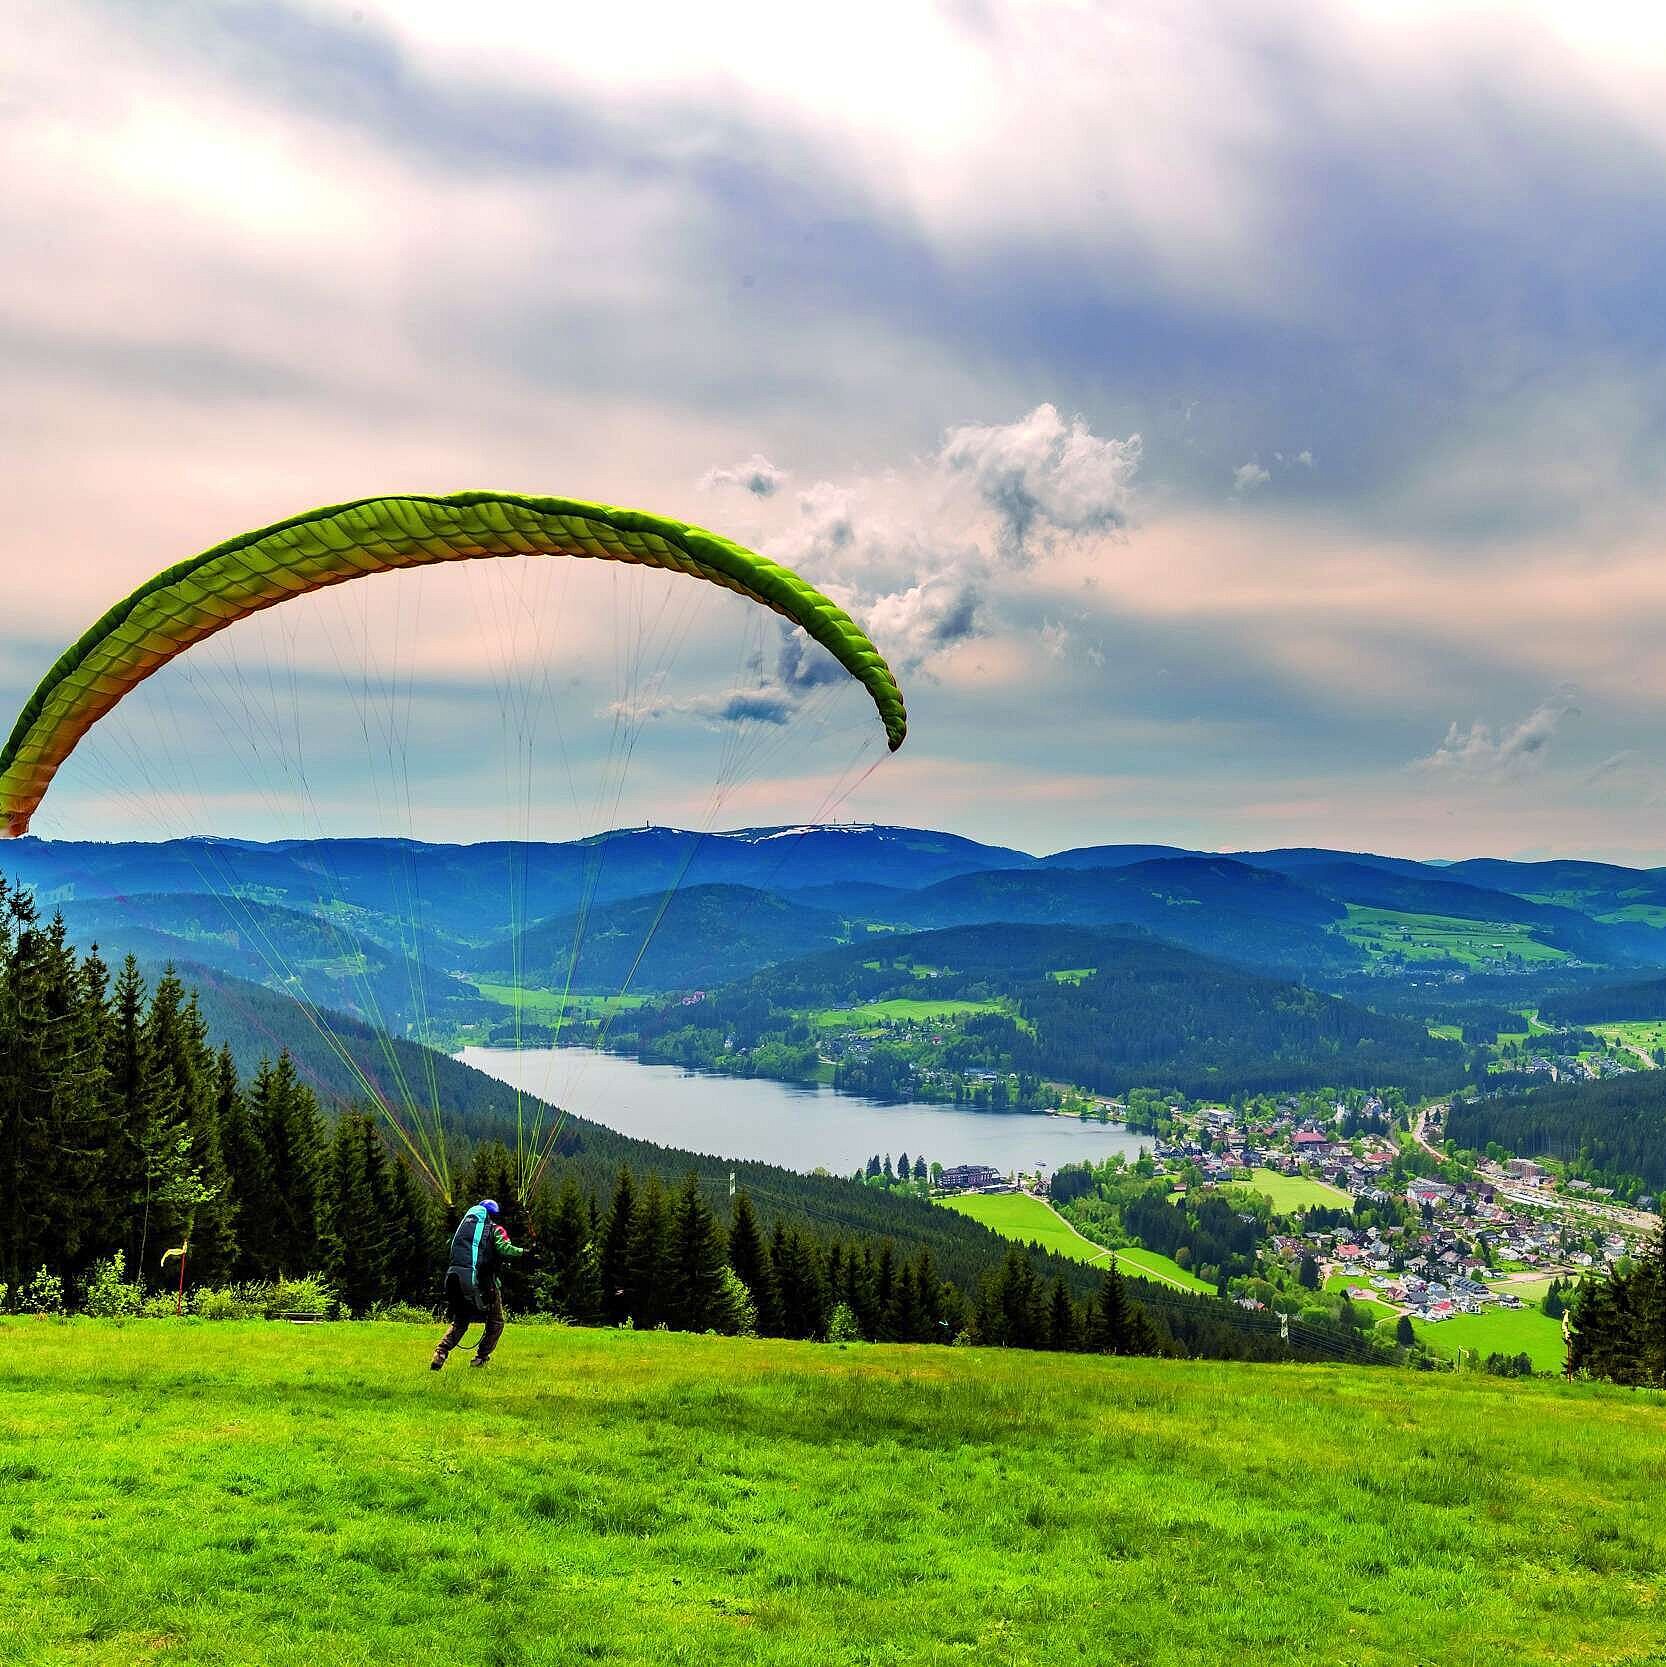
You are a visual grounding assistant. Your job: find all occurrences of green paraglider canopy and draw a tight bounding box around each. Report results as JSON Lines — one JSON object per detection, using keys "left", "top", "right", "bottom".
{"left": 0, "top": 491, "right": 907, "bottom": 838}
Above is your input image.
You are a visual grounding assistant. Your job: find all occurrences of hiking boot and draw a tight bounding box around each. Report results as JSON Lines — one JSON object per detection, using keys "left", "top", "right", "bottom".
{"left": 468, "top": 1356, "right": 490, "bottom": 1369}
{"left": 430, "top": 1354, "right": 446, "bottom": 1371}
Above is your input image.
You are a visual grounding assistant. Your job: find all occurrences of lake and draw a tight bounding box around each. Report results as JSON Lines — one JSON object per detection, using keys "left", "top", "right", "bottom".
{"left": 455, "top": 1044, "right": 1149, "bottom": 1177}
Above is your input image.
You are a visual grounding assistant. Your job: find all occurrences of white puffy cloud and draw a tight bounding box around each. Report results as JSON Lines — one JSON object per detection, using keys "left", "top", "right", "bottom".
{"left": 698, "top": 454, "right": 786, "bottom": 498}
{"left": 941, "top": 404, "right": 1140, "bottom": 561}
{"left": 1232, "top": 462, "right": 1270, "bottom": 493}
{"left": 1414, "top": 695, "right": 1579, "bottom": 779}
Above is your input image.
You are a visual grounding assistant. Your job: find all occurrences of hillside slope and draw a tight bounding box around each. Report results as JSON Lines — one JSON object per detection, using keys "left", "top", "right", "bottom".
{"left": 629, "top": 923, "right": 1466, "bottom": 1096}
{"left": 464, "top": 882, "right": 849, "bottom": 989}
{"left": 5, "top": 1322, "right": 1663, "bottom": 1667}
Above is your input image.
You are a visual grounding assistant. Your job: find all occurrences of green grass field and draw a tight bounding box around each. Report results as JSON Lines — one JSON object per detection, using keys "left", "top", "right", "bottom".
{"left": 471, "top": 984, "right": 649, "bottom": 1015}
{"left": 1107, "top": 1246, "right": 1218, "bottom": 1293}
{"left": 1244, "top": 1168, "right": 1351, "bottom": 1212}
{"left": 1321, "top": 1275, "right": 1396, "bottom": 1321}
{"left": 808, "top": 997, "right": 1004, "bottom": 1029}
{"left": 939, "top": 1191, "right": 1106, "bottom": 1263}
{"left": 1591, "top": 1019, "right": 1666, "bottom": 1062}
{"left": 1411, "top": 1304, "right": 1568, "bottom": 1373}
{"left": 938, "top": 1196, "right": 1218, "bottom": 1292}
{"left": 4, "top": 1321, "right": 1666, "bottom": 1665}
{"left": 1338, "top": 906, "right": 1567, "bottom": 967}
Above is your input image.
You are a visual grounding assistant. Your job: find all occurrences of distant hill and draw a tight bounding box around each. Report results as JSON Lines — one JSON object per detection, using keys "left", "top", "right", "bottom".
{"left": 57, "top": 891, "right": 479, "bottom": 1032}
{"left": 14, "top": 825, "right": 1666, "bottom": 1020}
{"left": 627, "top": 922, "right": 1465, "bottom": 1098}
{"left": 874, "top": 858, "right": 1353, "bottom": 972}
{"left": 463, "top": 883, "right": 850, "bottom": 990}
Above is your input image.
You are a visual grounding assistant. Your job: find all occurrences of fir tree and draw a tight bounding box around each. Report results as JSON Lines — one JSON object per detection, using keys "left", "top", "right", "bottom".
{"left": 253, "top": 1052, "right": 326, "bottom": 1277}
{"left": 599, "top": 1168, "right": 637, "bottom": 1325}
{"left": 1047, "top": 1276, "right": 1078, "bottom": 1350}
{"left": 323, "top": 1111, "right": 395, "bottom": 1314}
{"left": 1093, "top": 1261, "right": 1130, "bottom": 1354}
{"left": 626, "top": 1173, "right": 672, "bottom": 1329}
{"left": 542, "top": 1174, "right": 603, "bottom": 1323}
{"left": 727, "top": 1190, "right": 778, "bottom": 1336}
{"left": 668, "top": 1172, "right": 735, "bottom": 1333}
{"left": 216, "top": 1047, "right": 273, "bottom": 1280}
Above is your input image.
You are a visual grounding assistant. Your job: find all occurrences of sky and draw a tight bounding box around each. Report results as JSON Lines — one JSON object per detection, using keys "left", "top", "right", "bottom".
{"left": 6, "top": 1, "right": 1666, "bottom": 860}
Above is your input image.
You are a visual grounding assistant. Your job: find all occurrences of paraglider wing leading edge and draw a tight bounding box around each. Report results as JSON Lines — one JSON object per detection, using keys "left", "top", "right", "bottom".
{"left": 0, "top": 491, "right": 908, "bottom": 837}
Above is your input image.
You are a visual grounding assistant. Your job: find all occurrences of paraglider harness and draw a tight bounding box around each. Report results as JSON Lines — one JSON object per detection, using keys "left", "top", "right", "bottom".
{"left": 445, "top": 1200, "right": 523, "bottom": 1320}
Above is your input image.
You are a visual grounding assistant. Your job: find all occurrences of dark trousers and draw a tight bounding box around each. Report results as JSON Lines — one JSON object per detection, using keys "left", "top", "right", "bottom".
{"left": 433, "top": 1275, "right": 505, "bottom": 1364}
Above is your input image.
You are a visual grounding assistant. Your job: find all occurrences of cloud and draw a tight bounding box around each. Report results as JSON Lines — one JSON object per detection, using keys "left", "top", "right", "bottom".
{"left": 1232, "top": 461, "right": 1269, "bottom": 493}
{"left": 1413, "top": 695, "right": 1580, "bottom": 780}
{"left": 699, "top": 454, "right": 786, "bottom": 497}
{"left": 941, "top": 403, "right": 1140, "bottom": 561}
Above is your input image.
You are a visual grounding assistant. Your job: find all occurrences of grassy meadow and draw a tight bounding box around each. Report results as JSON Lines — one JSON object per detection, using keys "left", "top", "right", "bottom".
{"left": 808, "top": 997, "right": 1005, "bottom": 1029}
{"left": 939, "top": 1190, "right": 1107, "bottom": 1262}
{"left": 1338, "top": 906, "right": 1566, "bottom": 967}
{"left": 937, "top": 1195, "right": 1217, "bottom": 1292}
{"left": 471, "top": 985, "right": 649, "bottom": 1016}
{"left": 5, "top": 1320, "right": 1666, "bottom": 1666}
{"left": 1244, "top": 1168, "right": 1351, "bottom": 1212}
{"left": 1410, "top": 1304, "right": 1569, "bottom": 1373}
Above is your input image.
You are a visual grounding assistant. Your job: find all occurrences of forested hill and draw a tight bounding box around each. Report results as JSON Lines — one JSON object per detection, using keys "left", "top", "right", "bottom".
{"left": 463, "top": 884, "right": 847, "bottom": 990}
{"left": 627, "top": 924, "right": 1466, "bottom": 1097}
{"left": 867, "top": 859, "right": 1355, "bottom": 973}
{"left": 1448, "top": 1075, "right": 1666, "bottom": 1191}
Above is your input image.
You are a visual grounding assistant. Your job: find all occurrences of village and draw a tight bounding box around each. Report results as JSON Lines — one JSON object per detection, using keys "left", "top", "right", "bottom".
{"left": 933, "top": 1090, "right": 1655, "bottom": 1326}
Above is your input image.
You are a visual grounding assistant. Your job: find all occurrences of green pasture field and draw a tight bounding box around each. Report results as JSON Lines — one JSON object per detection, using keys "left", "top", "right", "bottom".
{"left": 1411, "top": 1304, "right": 1568, "bottom": 1373}
{"left": 1594, "top": 904, "right": 1666, "bottom": 927}
{"left": 1591, "top": 1020, "right": 1666, "bottom": 1061}
{"left": 1047, "top": 967, "right": 1095, "bottom": 983}
{"left": 940, "top": 1191, "right": 1107, "bottom": 1263}
{"left": 1338, "top": 906, "right": 1567, "bottom": 967}
{"left": 1491, "top": 1276, "right": 1556, "bottom": 1307}
{"left": 1106, "top": 1246, "right": 1219, "bottom": 1294}
{"left": 1426, "top": 1024, "right": 1462, "bottom": 1041}
{"left": 1244, "top": 1168, "right": 1350, "bottom": 1212}
{"left": 470, "top": 984, "right": 649, "bottom": 1015}
{"left": 808, "top": 997, "right": 1004, "bottom": 1029}
{"left": 4, "top": 1321, "right": 1665, "bottom": 1666}
{"left": 938, "top": 1196, "right": 1217, "bottom": 1292}
{"left": 1321, "top": 1274, "right": 1396, "bottom": 1320}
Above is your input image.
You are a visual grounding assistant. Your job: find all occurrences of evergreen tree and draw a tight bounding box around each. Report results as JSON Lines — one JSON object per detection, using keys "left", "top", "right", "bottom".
{"left": 1298, "top": 1252, "right": 1320, "bottom": 1290}
{"left": 727, "top": 1190, "right": 778, "bottom": 1336}
{"left": 882, "top": 1261, "right": 926, "bottom": 1342}
{"left": 1047, "top": 1276, "right": 1078, "bottom": 1350}
{"left": 1092, "top": 1260, "right": 1131, "bottom": 1354}
{"left": 626, "top": 1172, "right": 672, "bottom": 1328}
{"left": 323, "top": 1110, "right": 395, "bottom": 1314}
{"left": 385, "top": 1153, "right": 441, "bottom": 1304}
{"left": 215, "top": 1046, "right": 273, "bottom": 1280}
{"left": 541, "top": 1174, "right": 603, "bottom": 1323}
{"left": 599, "top": 1168, "right": 637, "bottom": 1325}
{"left": 772, "top": 1223, "right": 827, "bottom": 1339}
{"left": 1395, "top": 1314, "right": 1415, "bottom": 1348}
{"left": 253, "top": 1052, "right": 325, "bottom": 1277}
{"left": 668, "top": 1172, "right": 735, "bottom": 1333}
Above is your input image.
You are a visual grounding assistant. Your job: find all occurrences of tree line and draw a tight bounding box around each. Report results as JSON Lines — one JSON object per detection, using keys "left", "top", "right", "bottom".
{"left": 1568, "top": 1235, "right": 1666, "bottom": 1387}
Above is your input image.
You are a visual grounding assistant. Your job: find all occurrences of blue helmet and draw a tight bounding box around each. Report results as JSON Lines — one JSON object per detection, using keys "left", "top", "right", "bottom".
{"left": 477, "top": 1198, "right": 500, "bottom": 1217}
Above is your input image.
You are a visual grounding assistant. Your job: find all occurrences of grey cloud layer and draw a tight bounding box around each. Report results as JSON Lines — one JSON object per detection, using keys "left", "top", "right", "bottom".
{"left": 8, "top": 3, "right": 1666, "bottom": 854}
